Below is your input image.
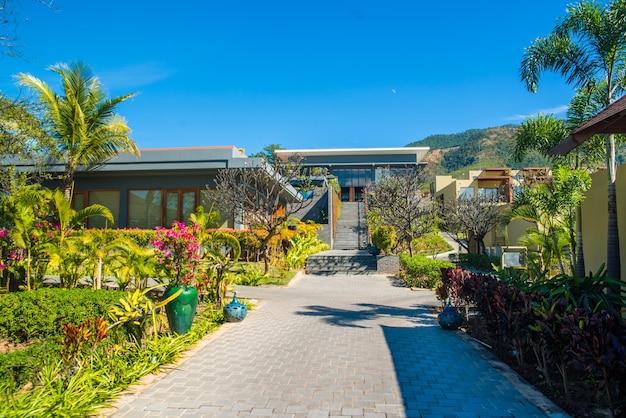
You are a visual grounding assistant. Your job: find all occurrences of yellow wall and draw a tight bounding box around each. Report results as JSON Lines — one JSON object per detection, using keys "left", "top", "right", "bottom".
{"left": 581, "top": 166, "right": 626, "bottom": 282}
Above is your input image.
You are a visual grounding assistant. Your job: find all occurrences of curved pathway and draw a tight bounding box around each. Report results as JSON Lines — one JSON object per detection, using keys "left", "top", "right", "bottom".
{"left": 109, "top": 274, "right": 569, "bottom": 418}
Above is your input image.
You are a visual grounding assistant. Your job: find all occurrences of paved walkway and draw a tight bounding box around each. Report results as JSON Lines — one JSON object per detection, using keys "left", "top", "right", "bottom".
{"left": 109, "top": 274, "right": 569, "bottom": 418}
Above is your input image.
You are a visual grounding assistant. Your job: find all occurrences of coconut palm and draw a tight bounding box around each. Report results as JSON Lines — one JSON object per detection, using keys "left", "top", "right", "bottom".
{"left": 16, "top": 62, "right": 138, "bottom": 200}
{"left": 520, "top": 0, "right": 626, "bottom": 281}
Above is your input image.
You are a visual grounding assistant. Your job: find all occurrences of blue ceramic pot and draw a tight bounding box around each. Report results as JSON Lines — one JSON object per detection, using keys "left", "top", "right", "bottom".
{"left": 223, "top": 293, "right": 247, "bottom": 322}
{"left": 438, "top": 301, "right": 463, "bottom": 330}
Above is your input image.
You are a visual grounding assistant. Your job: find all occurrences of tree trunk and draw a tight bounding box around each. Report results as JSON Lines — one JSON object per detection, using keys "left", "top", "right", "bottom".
{"left": 575, "top": 205, "right": 585, "bottom": 278}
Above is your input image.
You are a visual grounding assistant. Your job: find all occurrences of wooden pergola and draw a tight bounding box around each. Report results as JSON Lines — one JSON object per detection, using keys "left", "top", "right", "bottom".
{"left": 549, "top": 94, "right": 626, "bottom": 155}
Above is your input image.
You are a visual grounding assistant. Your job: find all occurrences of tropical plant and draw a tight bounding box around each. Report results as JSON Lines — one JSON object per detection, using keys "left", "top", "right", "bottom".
{"left": 371, "top": 225, "right": 396, "bottom": 255}
{"left": 43, "top": 189, "right": 113, "bottom": 288}
{"left": 152, "top": 220, "right": 200, "bottom": 287}
{"left": 502, "top": 166, "right": 591, "bottom": 274}
{"left": 520, "top": 0, "right": 626, "bottom": 281}
{"left": 16, "top": 61, "right": 138, "bottom": 200}
{"left": 235, "top": 263, "right": 268, "bottom": 286}
{"left": 200, "top": 231, "right": 241, "bottom": 308}
{"left": 109, "top": 239, "right": 157, "bottom": 291}
{"left": 108, "top": 285, "right": 182, "bottom": 343}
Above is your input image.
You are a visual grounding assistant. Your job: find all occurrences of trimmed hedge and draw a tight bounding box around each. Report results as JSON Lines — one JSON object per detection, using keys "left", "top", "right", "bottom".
{"left": 0, "top": 288, "right": 125, "bottom": 343}
{"left": 399, "top": 254, "right": 454, "bottom": 289}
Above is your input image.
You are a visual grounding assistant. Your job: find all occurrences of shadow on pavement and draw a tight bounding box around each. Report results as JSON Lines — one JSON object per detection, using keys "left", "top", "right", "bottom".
{"left": 295, "top": 303, "right": 436, "bottom": 328}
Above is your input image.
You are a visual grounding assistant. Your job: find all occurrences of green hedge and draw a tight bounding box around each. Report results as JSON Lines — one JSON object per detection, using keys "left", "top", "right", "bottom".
{"left": 0, "top": 288, "right": 125, "bottom": 343}
{"left": 399, "top": 254, "right": 454, "bottom": 289}
{"left": 456, "top": 253, "right": 499, "bottom": 272}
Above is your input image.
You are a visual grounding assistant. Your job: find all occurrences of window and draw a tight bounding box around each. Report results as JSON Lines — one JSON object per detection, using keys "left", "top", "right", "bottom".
{"left": 478, "top": 187, "right": 500, "bottom": 200}
{"left": 129, "top": 189, "right": 199, "bottom": 229}
{"left": 128, "top": 189, "right": 163, "bottom": 229}
{"left": 72, "top": 192, "right": 86, "bottom": 211}
{"left": 165, "top": 190, "right": 197, "bottom": 226}
{"left": 87, "top": 190, "right": 120, "bottom": 228}
{"left": 459, "top": 187, "right": 474, "bottom": 200}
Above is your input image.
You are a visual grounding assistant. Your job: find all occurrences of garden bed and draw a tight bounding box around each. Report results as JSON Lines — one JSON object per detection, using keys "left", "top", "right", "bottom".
{"left": 463, "top": 314, "right": 614, "bottom": 418}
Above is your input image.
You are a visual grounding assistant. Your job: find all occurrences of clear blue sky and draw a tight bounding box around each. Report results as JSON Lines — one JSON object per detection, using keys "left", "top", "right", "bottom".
{"left": 0, "top": 0, "right": 583, "bottom": 155}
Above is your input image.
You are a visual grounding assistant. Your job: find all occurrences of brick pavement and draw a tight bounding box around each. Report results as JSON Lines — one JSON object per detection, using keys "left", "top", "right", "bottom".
{"left": 108, "top": 274, "right": 570, "bottom": 418}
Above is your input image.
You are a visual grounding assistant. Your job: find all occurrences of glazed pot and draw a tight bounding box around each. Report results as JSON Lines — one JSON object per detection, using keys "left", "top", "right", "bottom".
{"left": 163, "top": 285, "right": 198, "bottom": 335}
{"left": 223, "top": 293, "right": 248, "bottom": 322}
{"left": 438, "top": 300, "right": 463, "bottom": 330}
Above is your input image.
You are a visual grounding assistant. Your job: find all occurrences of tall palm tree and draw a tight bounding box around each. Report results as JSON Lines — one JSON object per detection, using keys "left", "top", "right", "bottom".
{"left": 520, "top": 0, "right": 626, "bottom": 281}
{"left": 16, "top": 62, "right": 139, "bottom": 200}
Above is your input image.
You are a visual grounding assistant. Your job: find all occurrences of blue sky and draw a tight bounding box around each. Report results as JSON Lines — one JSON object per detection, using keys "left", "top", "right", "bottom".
{"left": 0, "top": 1, "right": 582, "bottom": 155}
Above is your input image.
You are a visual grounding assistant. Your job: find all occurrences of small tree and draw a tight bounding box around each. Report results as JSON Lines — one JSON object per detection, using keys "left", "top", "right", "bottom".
{"left": 210, "top": 155, "right": 313, "bottom": 274}
{"left": 440, "top": 194, "right": 503, "bottom": 255}
{"left": 367, "top": 167, "right": 436, "bottom": 256}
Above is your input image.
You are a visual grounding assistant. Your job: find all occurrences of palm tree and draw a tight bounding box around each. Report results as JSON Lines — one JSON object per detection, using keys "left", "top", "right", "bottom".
{"left": 43, "top": 188, "right": 114, "bottom": 288}
{"left": 512, "top": 90, "right": 606, "bottom": 277}
{"left": 16, "top": 62, "right": 139, "bottom": 200}
{"left": 520, "top": 0, "right": 626, "bottom": 281}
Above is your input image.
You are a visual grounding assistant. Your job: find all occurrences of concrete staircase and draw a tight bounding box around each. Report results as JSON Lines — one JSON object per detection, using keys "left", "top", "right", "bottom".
{"left": 306, "top": 202, "right": 376, "bottom": 275}
{"left": 305, "top": 250, "right": 377, "bottom": 275}
{"left": 333, "top": 202, "right": 369, "bottom": 250}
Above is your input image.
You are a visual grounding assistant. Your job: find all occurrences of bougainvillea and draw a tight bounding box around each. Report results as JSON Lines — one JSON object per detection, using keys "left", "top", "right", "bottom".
{"left": 152, "top": 221, "right": 200, "bottom": 286}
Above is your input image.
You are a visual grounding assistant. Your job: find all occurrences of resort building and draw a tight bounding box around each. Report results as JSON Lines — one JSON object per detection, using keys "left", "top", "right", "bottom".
{"left": 431, "top": 168, "right": 550, "bottom": 255}
{"left": 13, "top": 145, "right": 430, "bottom": 233}
{"left": 276, "top": 147, "right": 429, "bottom": 202}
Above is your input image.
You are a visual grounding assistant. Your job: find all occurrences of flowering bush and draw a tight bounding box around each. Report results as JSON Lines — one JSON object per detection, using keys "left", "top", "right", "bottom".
{"left": 152, "top": 221, "right": 200, "bottom": 286}
{"left": 0, "top": 228, "right": 8, "bottom": 272}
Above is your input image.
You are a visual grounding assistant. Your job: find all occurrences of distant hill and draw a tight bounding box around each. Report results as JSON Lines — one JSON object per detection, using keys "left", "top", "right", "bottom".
{"left": 407, "top": 125, "right": 551, "bottom": 179}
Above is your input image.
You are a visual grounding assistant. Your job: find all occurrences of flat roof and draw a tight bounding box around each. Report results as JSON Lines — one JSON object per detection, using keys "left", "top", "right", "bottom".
{"left": 276, "top": 147, "right": 429, "bottom": 157}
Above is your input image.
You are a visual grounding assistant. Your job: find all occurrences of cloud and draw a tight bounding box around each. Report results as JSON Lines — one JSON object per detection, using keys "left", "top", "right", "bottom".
{"left": 98, "top": 63, "right": 176, "bottom": 90}
{"left": 505, "top": 104, "right": 569, "bottom": 121}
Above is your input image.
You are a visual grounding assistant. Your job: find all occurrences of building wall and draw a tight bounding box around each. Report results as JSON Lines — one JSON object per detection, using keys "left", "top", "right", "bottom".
{"left": 432, "top": 169, "right": 548, "bottom": 255}
{"left": 581, "top": 166, "right": 626, "bottom": 282}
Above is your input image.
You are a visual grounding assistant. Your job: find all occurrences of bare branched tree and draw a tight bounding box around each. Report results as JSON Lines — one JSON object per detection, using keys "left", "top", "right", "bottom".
{"left": 208, "top": 155, "right": 313, "bottom": 274}
{"left": 367, "top": 167, "right": 436, "bottom": 256}
{"left": 0, "top": 0, "right": 55, "bottom": 58}
{"left": 440, "top": 194, "right": 503, "bottom": 255}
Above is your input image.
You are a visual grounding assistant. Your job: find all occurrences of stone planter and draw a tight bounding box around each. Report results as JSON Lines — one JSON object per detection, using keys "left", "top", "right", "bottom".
{"left": 376, "top": 254, "right": 400, "bottom": 275}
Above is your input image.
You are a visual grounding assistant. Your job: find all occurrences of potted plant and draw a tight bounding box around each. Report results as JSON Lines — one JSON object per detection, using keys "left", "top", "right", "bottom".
{"left": 152, "top": 221, "right": 200, "bottom": 335}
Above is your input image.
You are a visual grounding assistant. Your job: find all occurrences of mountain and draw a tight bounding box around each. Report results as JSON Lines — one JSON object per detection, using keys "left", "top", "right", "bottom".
{"left": 406, "top": 125, "right": 551, "bottom": 179}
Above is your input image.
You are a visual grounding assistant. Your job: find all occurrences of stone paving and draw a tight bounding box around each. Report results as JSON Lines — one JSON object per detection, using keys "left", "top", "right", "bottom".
{"left": 108, "top": 274, "right": 570, "bottom": 418}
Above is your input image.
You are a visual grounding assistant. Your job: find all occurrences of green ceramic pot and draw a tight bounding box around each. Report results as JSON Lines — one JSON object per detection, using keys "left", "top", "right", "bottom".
{"left": 163, "top": 285, "right": 198, "bottom": 335}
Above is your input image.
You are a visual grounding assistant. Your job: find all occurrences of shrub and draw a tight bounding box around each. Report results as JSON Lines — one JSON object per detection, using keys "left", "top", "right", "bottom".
{"left": 371, "top": 226, "right": 396, "bottom": 254}
{"left": 412, "top": 232, "right": 453, "bottom": 256}
{"left": 399, "top": 254, "right": 454, "bottom": 289}
{"left": 0, "top": 288, "right": 125, "bottom": 343}
{"left": 457, "top": 253, "right": 499, "bottom": 272}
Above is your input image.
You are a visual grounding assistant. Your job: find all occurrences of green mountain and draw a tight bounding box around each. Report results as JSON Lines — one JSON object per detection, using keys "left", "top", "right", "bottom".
{"left": 407, "top": 125, "right": 551, "bottom": 178}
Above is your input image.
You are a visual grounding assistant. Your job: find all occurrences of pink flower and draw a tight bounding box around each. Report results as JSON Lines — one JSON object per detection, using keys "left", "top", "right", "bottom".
{"left": 152, "top": 221, "right": 201, "bottom": 286}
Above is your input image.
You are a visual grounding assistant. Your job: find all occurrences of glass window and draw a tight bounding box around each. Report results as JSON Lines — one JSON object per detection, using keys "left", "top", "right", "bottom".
{"left": 182, "top": 191, "right": 196, "bottom": 222}
{"left": 87, "top": 190, "right": 120, "bottom": 228}
{"left": 128, "top": 190, "right": 162, "bottom": 229}
{"left": 72, "top": 192, "right": 86, "bottom": 212}
{"left": 478, "top": 187, "right": 500, "bottom": 200}
{"left": 165, "top": 191, "right": 179, "bottom": 226}
{"left": 460, "top": 187, "right": 474, "bottom": 200}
